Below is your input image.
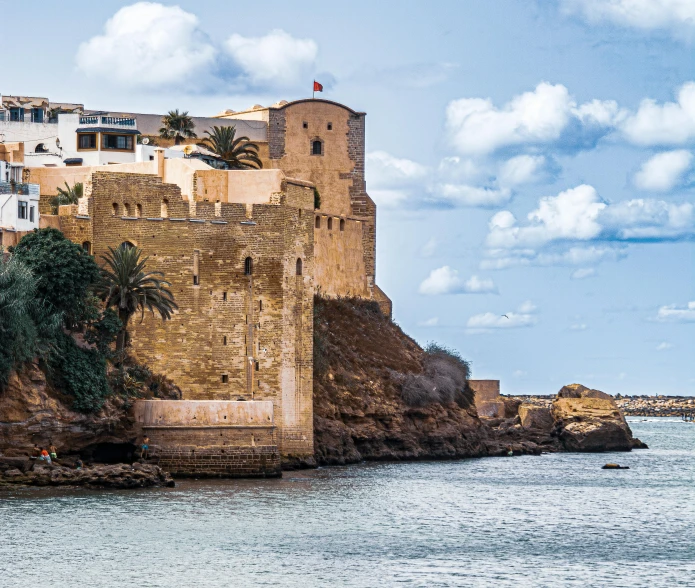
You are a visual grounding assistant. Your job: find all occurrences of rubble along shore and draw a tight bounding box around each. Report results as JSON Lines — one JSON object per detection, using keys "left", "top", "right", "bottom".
{"left": 508, "top": 394, "right": 695, "bottom": 417}
{"left": 0, "top": 458, "right": 174, "bottom": 489}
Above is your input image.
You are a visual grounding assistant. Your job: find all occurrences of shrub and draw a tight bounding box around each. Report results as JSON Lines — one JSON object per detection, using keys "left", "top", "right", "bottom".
{"left": 402, "top": 343, "right": 473, "bottom": 408}
{"left": 11, "top": 228, "right": 100, "bottom": 326}
{"left": 49, "top": 333, "right": 111, "bottom": 412}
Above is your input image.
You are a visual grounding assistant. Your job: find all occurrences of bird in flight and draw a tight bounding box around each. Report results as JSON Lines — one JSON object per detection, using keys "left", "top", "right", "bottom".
{"left": 501, "top": 314, "right": 509, "bottom": 319}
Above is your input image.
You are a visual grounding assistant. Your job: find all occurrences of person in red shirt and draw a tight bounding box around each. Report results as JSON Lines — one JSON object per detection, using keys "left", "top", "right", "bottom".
{"left": 39, "top": 448, "right": 52, "bottom": 464}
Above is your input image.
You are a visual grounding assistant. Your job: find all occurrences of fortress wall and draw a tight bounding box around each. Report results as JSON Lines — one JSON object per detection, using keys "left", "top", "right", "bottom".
{"left": 469, "top": 380, "right": 504, "bottom": 418}
{"left": 313, "top": 214, "right": 369, "bottom": 298}
{"left": 134, "top": 400, "right": 274, "bottom": 427}
{"left": 60, "top": 172, "right": 314, "bottom": 457}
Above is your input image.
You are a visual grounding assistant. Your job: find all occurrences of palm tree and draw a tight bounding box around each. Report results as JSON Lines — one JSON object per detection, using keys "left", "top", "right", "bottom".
{"left": 50, "top": 182, "right": 83, "bottom": 214}
{"left": 159, "top": 110, "right": 197, "bottom": 145}
{"left": 96, "top": 245, "right": 177, "bottom": 354}
{"left": 200, "top": 126, "right": 263, "bottom": 169}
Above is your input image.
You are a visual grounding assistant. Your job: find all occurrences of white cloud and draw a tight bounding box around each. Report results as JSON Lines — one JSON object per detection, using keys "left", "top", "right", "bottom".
{"left": 570, "top": 323, "right": 588, "bottom": 330}
{"left": 498, "top": 155, "right": 549, "bottom": 187}
{"left": 76, "top": 3, "right": 218, "bottom": 89}
{"left": 367, "top": 151, "right": 429, "bottom": 187}
{"left": 445, "top": 82, "right": 623, "bottom": 155}
{"left": 633, "top": 150, "right": 693, "bottom": 191}
{"left": 562, "top": 0, "right": 695, "bottom": 35}
{"left": 466, "top": 301, "right": 538, "bottom": 332}
{"left": 76, "top": 3, "right": 317, "bottom": 91}
{"left": 656, "top": 341, "right": 674, "bottom": 350}
{"left": 621, "top": 83, "right": 695, "bottom": 146}
{"left": 224, "top": 30, "right": 317, "bottom": 90}
{"left": 419, "top": 267, "right": 498, "bottom": 295}
{"left": 418, "top": 317, "right": 439, "bottom": 327}
{"left": 484, "top": 184, "right": 695, "bottom": 267}
{"left": 656, "top": 300, "right": 695, "bottom": 322}
{"left": 571, "top": 267, "right": 596, "bottom": 279}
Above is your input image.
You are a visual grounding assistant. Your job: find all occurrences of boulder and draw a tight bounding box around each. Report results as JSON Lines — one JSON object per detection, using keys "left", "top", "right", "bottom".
{"left": 519, "top": 404, "right": 554, "bottom": 430}
{"left": 557, "top": 383, "right": 613, "bottom": 400}
{"left": 502, "top": 397, "right": 523, "bottom": 418}
{"left": 551, "top": 397, "right": 637, "bottom": 452}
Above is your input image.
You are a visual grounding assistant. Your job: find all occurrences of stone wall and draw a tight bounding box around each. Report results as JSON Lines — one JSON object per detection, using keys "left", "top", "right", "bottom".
{"left": 151, "top": 444, "right": 281, "bottom": 478}
{"left": 469, "top": 380, "right": 505, "bottom": 418}
{"left": 59, "top": 172, "right": 314, "bottom": 458}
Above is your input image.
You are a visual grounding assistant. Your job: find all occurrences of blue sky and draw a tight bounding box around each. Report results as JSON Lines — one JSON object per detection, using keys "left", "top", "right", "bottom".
{"left": 3, "top": 0, "right": 694, "bottom": 395}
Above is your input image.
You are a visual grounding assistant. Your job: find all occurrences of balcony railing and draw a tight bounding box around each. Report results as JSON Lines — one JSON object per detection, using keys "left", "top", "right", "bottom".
{"left": 79, "top": 115, "right": 136, "bottom": 127}
{"left": 0, "top": 182, "right": 40, "bottom": 196}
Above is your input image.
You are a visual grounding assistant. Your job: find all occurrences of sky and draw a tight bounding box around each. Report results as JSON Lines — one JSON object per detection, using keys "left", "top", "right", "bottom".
{"left": 2, "top": 0, "right": 694, "bottom": 395}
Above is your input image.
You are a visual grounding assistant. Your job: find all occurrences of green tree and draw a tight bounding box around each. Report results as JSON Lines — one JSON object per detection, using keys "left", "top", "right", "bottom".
{"left": 11, "top": 228, "right": 100, "bottom": 326}
{"left": 200, "top": 126, "right": 263, "bottom": 169}
{"left": 96, "top": 245, "right": 177, "bottom": 354}
{"left": 50, "top": 181, "right": 83, "bottom": 213}
{"left": 0, "top": 253, "right": 60, "bottom": 387}
{"left": 314, "top": 187, "right": 321, "bottom": 210}
{"left": 159, "top": 109, "right": 197, "bottom": 145}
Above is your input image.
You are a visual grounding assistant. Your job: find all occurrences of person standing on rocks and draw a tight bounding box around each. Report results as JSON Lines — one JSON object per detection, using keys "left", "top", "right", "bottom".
{"left": 49, "top": 442, "right": 58, "bottom": 461}
{"left": 141, "top": 436, "right": 150, "bottom": 460}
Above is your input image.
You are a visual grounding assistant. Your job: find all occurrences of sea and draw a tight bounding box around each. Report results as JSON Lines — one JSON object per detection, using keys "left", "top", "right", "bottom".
{"left": 1, "top": 417, "right": 694, "bottom": 588}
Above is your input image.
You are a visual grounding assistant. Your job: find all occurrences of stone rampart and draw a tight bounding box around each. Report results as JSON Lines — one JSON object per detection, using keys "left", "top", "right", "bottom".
{"left": 469, "top": 380, "right": 504, "bottom": 418}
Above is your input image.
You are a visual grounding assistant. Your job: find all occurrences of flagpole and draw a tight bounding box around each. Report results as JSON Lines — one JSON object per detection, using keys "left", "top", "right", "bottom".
{"left": 313, "top": 81, "right": 315, "bottom": 99}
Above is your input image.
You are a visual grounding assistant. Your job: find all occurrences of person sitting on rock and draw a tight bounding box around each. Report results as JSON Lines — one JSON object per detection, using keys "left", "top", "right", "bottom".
{"left": 141, "top": 436, "right": 150, "bottom": 460}
{"left": 48, "top": 442, "right": 58, "bottom": 461}
{"left": 31, "top": 444, "right": 41, "bottom": 459}
{"left": 39, "top": 448, "right": 51, "bottom": 464}
{"left": 75, "top": 458, "right": 83, "bottom": 470}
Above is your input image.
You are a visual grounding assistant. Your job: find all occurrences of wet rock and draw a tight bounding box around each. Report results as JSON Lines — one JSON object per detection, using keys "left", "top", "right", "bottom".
{"left": 0, "top": 462, "right": 174, "bottom": 489}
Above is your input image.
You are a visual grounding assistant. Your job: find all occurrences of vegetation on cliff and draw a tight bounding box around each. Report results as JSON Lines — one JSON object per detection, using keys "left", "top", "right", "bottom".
{"left": 1, "top": 229, "right": 178, "bottom": 413}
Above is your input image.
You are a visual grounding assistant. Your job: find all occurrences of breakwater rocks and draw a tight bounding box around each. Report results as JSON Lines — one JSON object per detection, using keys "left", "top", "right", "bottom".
{"left": 0, "top": 458, "right": 175, "bottom": 489}
{"left": 509, "top": 392, "right": 695, "bottom": 417}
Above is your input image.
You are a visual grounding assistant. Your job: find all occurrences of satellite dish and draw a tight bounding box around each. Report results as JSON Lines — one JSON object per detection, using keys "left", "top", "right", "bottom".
{"left": 142, "top": 137, "right": 150, "bottom": 145}
{"left": 183, "top": 145, "right": 195, "bottom": 155}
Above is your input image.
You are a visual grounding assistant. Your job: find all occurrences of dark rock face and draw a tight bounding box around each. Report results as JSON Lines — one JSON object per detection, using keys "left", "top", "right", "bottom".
{"left": 312, "top": 298, "right": 494, "bottom": 465}
{"left": 0, "top": 365, "right": 138, "bottom": 458}
{"left": 0, "top": 458, "right": 174, "bottom": 489}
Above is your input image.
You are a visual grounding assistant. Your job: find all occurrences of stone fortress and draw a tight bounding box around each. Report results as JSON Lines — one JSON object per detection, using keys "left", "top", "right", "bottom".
{"left": 1, "top": 96, "right": 391, "bottom": 475}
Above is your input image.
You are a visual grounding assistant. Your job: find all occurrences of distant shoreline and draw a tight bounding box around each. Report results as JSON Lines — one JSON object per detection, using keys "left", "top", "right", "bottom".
{"left": 505, "top": 395, "right": 694, "bottom": 417}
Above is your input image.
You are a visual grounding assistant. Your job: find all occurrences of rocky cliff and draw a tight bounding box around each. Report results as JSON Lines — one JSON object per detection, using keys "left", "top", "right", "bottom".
{"left": 311, "top": 297, "right": 497, "bottom": 465}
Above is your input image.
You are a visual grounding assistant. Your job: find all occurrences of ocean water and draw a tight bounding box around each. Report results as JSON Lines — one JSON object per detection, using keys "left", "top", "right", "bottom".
{"left": 1, "top": 418, "right": 694, "bottom": 588}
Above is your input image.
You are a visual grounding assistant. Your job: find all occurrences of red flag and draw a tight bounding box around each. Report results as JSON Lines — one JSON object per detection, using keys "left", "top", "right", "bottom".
{"left": 313, "top": 80, "right": 323, "bottom": 92}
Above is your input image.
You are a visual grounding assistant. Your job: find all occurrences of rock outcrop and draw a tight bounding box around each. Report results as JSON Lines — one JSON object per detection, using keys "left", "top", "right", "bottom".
{"left": 0, "top": 364, "right": 138, "bottom": 459}
{"left": 312, "top": 297, "right": 495, "bottom": 465}
{"left": 0, "top": 458, "right": 174, "bottom": 488}
{"left": 551, "top": 397, "right": 640, "bottom": 452}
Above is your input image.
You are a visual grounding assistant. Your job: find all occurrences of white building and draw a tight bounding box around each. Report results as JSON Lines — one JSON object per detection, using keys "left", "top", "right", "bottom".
{"left": 0, "top": 181, "right": 40, "bottom": 233}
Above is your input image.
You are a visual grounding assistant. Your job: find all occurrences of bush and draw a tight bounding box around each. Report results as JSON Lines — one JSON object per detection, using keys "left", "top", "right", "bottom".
{"left": 402, "top": 343, "right": 473, "bottom": 408}
{"left": 11, "top": 228, "right": 100, "bottom": 326}
{"left": 0, "top": 253, "right": 61, "bottom": 388}
{"left": 49, "top": 333, "right": 111, "bottom": 412}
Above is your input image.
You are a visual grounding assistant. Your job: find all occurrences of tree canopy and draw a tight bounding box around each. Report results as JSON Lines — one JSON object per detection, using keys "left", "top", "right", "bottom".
{"left": 159, "top": 109, "right": 197, "bottom": 145}
{"left": 200, "top": 126, "right": 263, "bottom": 169}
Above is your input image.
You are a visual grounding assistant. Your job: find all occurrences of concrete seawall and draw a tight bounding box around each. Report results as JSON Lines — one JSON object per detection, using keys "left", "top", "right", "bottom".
{"left": 134, "top": 400, "right": 281, "bottom": 478}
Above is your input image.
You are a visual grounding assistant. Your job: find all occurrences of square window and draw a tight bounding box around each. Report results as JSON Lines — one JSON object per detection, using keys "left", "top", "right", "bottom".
{"left": 327, "top": 122, "right": 332, "bottom": 130}
{"left": 302, "top": 121, "right": 308, "bottom": 129}
{"left": 221, "top": 374, "right": 229, "bottom": 384}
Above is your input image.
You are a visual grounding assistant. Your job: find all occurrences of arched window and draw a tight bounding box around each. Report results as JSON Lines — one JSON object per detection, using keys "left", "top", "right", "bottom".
{"left": 244, "top": 257, "right": 253, "bottom": 275}
{"left": 123, "top": 203, "right": 131, "bottom": 217}
{"left": 135, "top": 204, "right": 142, "bottom": 218}
{"left": 296, "top": 258, "right": 303, "bottom": 276}
{"left": 315, "top": 216, "right": 321, "bottom": 229}
{"left": 120, "top": 241, "right": 135, "bottom": 251}
{"left": 82, "top": 241, "right": 92, "bottom": 254}
{"left": 35, "top": 143, "right": 47, "bottom": 153}
{"left": 161, "top": 199, "right": 169, "bottom": 218}
{"left": 327, "top": 217, "right": 333, "bottom": 230}
{"left": 312, "top": 139, "right": 323, "bottom": 156}
{"left": 340, "top": 219, "right": 345, "bottom": 231}
{"left": 112, "top": 203, "right": 118, "bottom": 216}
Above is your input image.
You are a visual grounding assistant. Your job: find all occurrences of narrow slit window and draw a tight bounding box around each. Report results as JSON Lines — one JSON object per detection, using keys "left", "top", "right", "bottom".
{"left": 327, "top": 122, "right": 332, "bottom": 130}
{"left": 302, "top": 121, "right": 308, "bottom": 129}
{"left": 340, "top": 219, "right": 345, "bottom": 231}
{"left": 315, "top": 216, "right": 321, "bottom": 229}
{"left": 244, "top": 256, "right": 253, "bottom": 275}
{"left": 259, "top": 300, "right": 263, "bottom": 312}
{"left": 255, "top": 361, "right": 259, "bottom": 372}
{"left": 296, "top": 258, "right": 303, "bottom": 276}
{"left": 112, "top": 203, "right": 118, "bottom": 216}
{"left": 222, "top": 292, "right": 227, "bottom": 301}
{"left": 223, "top": 336, "right": 227, "bottom": 346}
{"left": 327, "top": 217, "right": 333, "bottom": 230}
